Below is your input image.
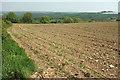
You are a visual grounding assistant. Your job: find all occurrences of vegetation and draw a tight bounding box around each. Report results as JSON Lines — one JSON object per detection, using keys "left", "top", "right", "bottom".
{"left": 32, "top": 20, "right": 41, "bottom": 24}
{"left": 3, "top": 12, "right": 84, "bottom": 24}
{"left": 3, "top": 11, "right": 117, "bottom": 22}
{"left": 22, "top": 12, "right": 34, "bottom": 23}
{"left": 2, "top": 20, "right": 36, "bottom": 78}
{"left": 4, "top": 12, "right": 19, "bottom": 23}
{"left": 116, "top": 17, "right": 120, "bottom": 21}
{"left": 3, "top": 11, "right": 118, "bottom": 24}
{"left": 64, "top": 17, "right": 74, "bottom": 23}
{"left": 40, "top": 16, "right": 51, "bottom": 23}
{"left": 73, "top": 17, "right": 81, "bottom": 23}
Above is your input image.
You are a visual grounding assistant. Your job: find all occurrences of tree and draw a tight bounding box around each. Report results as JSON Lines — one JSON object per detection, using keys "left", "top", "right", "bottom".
{"left": 6, "top": 12, "right": 19, "bottom": 23}
{"left": 22, "top": 12, "right": 34, "bottom": 23}
{"left": 50, "top": 19, "right": 63, "bottom": 23}
{"left": 2, "top": 15, "right": 6, "bottom": 21}
{"left": 73, "top": 17, "right": 81, "bottom": 23}
{"left": 63, "top": 17, "right": 74, "bottom": 23}
{"left": 116, "top": 17, "right": 120, "bottom": 21}
{"left": 41, "top": 16, "right": 51, "bottom": 23}
{"left": 56, "top": 19, "right": 63, "bottom": 23}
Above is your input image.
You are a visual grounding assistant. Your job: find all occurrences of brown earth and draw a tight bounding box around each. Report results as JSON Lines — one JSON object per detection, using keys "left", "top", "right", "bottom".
{"left": 7, "top": 22, "right": 118, "bottom": 78}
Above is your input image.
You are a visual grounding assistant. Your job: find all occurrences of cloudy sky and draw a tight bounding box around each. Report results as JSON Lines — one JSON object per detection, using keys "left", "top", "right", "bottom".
{"left": 1, "top": 0, "right": 119, "bottom": 2}
{"left": 1, "top": 0, "right": 119, "bottom": 12}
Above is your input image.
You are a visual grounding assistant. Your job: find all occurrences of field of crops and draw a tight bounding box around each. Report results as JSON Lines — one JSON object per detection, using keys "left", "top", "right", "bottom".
{"left": 7, "top": 22, "right": 118, "bottom": 78}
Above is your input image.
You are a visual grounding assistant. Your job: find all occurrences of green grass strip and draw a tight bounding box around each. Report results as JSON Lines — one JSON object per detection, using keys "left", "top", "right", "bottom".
{"left": 2, "top": 21, "right": 36, "bottom": 78}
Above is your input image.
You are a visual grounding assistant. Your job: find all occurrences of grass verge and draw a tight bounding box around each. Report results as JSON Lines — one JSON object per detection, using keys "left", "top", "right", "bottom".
{"left": 2, "top": 20, "right": 36, "bottom": 79}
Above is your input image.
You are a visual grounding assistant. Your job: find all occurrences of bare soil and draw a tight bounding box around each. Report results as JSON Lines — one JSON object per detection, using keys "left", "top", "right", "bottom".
{"left": 7, "top": 22, "right": 118, "bottom": 78}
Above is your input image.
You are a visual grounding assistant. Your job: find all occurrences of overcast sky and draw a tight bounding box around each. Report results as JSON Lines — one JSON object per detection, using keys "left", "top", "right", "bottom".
{"left": 1, "top": 0, "right": 119, "bottom": 2}
{"left": 1, "top": 0, "right": 119, "bottom": 12}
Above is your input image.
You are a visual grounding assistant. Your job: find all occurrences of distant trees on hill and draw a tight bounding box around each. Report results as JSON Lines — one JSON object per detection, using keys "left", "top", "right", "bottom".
{"left": 41, "top": 16, "right": 51, "bottom": 23}
{"left": 2, "top": 12, "right": 83, "bottom": 24}
{"left": 64, "top": 17, "right": 74, "bottom": 23}
{"left": 63, "top": 17, "right": 81, "bottom": 23}
{"left": 50, "top": 19, "right": 63, "bottom": 23}
{"left": 73, "top": 17, "right": 81, "bottom": 23}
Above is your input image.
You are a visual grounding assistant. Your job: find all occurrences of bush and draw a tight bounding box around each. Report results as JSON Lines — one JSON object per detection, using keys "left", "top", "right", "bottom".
{"left": 5, "top": 12, "right": 19, "bottom": 23}
{"left": 50, "top": 19, "right": 63, "bottom": 23}
{"left": 73, "top": 17, "right": 81, "bottom": 23}
{"left": 5, "top": 20, "right": 12, "bottom": 26}
{"left": 2, "top": 15, "right": 6, "bottom": 21}
{"left": 50, "top": 19, "right": 57, "bottom": 23}
{"left": 41, "top": 19, "right": 50, "bottom": 24}
{"left": 41, "top": 16, "right": 51, "bottom": 24}
{"left": 2, "top": 20, "right": 12, "bottom": 29}
{"left": 63, "top": 17, "right": 74, "bottom": 23}
{"left": 116, "top": 18, "right": 120, "bottom": 21}
{"left": 22, "top": 12, "right": 34, "bottom": 23}
{"left": 56, "top": 19, "right": 63, "bottom": 23}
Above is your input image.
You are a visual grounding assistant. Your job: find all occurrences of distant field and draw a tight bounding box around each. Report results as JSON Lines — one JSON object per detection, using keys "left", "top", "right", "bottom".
{"left": 7, "top": 22, "right": 118, "bottom": 78}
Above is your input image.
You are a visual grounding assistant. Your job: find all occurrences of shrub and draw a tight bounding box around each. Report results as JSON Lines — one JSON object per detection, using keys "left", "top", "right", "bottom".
{"left": 22, "top": 12, "right": 34, "bottom": 23}
{"left": 73, "top": 17, "right": 81, "bottom": 23}
{"left": 41, "top": 16, "right": 51, "bottom": 23}
{"left": 116, "top": 18, "right": 120, "bottom": 21}
{"left": 5, "top": 12, "right": 19, "bottom": 23}
{"left": 63, "top": 17, "right": 74, "bottom": 23}
{"left": 56, "top": 19, "right": 63, "bottom": 23}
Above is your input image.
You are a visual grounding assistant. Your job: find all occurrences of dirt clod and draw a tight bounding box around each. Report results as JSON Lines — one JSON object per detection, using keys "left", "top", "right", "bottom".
{"left": 109, "top": 64, "right": 114, "bottom": 68}
{"left": 84, "top": 72, "right": 90, "bottom": 77}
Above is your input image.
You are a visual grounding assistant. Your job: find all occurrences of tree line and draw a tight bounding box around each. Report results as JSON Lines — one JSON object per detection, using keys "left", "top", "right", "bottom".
{"left": 2, "top": 12, "right": 82, "bottom": 24}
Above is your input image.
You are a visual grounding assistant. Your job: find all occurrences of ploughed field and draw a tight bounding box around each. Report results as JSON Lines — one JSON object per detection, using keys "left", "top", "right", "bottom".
{"left": 7, "top": 22, "right": 118, "bottom": 78}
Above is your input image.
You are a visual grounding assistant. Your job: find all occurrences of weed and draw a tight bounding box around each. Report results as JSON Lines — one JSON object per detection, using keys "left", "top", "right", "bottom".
{"left": 73, "top": 43, "right": 80, "bottom": 45}
{"left": 61, "top": 50, "right": 65, "bottom": 52}
{"left": 48, "top": 62, "right": 53, "bottom": 66}
{"left": 54, "top": 69, "right": 60, "bottom": 72}
{"left": 68, "top": 59, "right": 74, "bottom": 62}
{"left": 38, "top": 69, "right": 44, "bottom": 73}
{"left": 47, "top": 49, "right": 56, "bottom": 53}
{"left": 79, "top": 64, "right": 87, "bottom": 69}
{"left": 33, "top": 50, "right": 39, "bottom": 54}
{"left": 61, "top": 63, "right": 66, "bottom": 67}
{"left": 56, "top": 53, "right": 62, "bottom": 56}
{"left": 54, "top": 46, "right": 58, "bottom": 49}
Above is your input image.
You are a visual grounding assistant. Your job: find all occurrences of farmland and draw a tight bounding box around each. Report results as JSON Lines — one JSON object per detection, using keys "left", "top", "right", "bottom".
{"left": 7, "top": 22, "right": 118, "bottom": 78}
